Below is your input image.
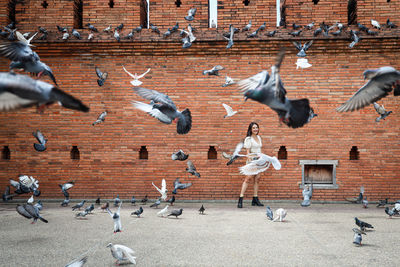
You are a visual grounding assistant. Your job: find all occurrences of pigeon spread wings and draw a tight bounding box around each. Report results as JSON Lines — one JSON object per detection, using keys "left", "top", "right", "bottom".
{"left": 133, "top": 87, "right": 176, "bottom": 110}
{"left": 237, "top": 70, "right": 269, "bottom": 93}
{"left": 132, "top": 101, "right": 173, "bottom": 124}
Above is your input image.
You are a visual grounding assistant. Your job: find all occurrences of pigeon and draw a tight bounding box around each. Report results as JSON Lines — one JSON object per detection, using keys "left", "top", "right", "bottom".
{"left": 87, "top": 33, "right": 94, "bottom": 40}
{"left": 8, "top": 175, "right": 40, "bottom": 197}
{"left": 114, "top": 195, "right": 121, "bottom": 207}
{"left": 75, "top": 210, "right": 88, "bottom": 218}
{"left": 313, "top": 27, "right": 322, "bottom": 36}
{"left": 149, "top": 23, "right": 160, "bottom": 34}
{"left": 182, "top": 24, "right": 196, "bottom": 43}
{"left": 289, "top": 30, "right": 302, "bottom": 36}
{"left": 330, "top": 29, "right": 342, "bottom": 36}
{"left": 385, "top": 207, "right": 396, "bottom": 218}
{"left": 171, "top": 149, "right": 189, "bottom": 161}
{"left": 167, "top": 195, "right": 175, "bottom": 205}
{"left": 32, "top": 130, "right": 47, "bottom": 152}
{"left": 95, "top": 197, "right": 100, "bottom": 205}
{"left": 301, "top": 183, "right": 312, "bottom": 207}
{"left": 124, "top": 30, "right": 134, "bottom": 40}
{"left": 373, "top": 102, "right": 392, "bottom": 122}
{"left": 266, "top": 30, "right": 277, "bottom": 37}
{"left": 72, "top": 200, "right": 86, "bottom": 211}
{"left": 223, "top": 141, "right": 246, "bottom": 165}
{"left": 371, "top": 19, "right": 381, "bottom": 29}
{"left": 237, "top": 49, "right": 317, "bottom": 128}
{"left": 113, "top": 30, "right": 120, "bottom": 42}
{"left": 210, "top": 20, "right": 217, "bottom": 28}
{"left": 352, "top": 228, "right": 366, "bottom": 246}
{"left": 34, "top": 200, "right": 43, "bottom": 211}
{"left": 292, "top": 41, "right": 313, "bottom": 57}
{"left": 163, "top": 28, "right": 171, "bottom": 38}
{"left": 367, "top": 29, "right": 378, "bottom": 35}
{"left": 386, "top": 19, "right": 397, "bottom": 28}
{"left": 134, "top": 25, "right": 143, "bottom": 33}
{"left": 199, "top": 205, "right": 205, "bottom": 214}
{"left": 38, "top": 32, "right": 48, "bottom": 40}
{"left": 345, "top": 186, "right": 364, "bottom": 203}
{"left": 273, "top": 208, "right": 287, "bottom": 222}
{"left": 168, "top": 208, "right": 183, "bottom": 218}
{"left": 59, "top": 181, "right": 74, "bottom": 198}
{"left": 132, "top": 87, "right": 192, "bottom": 134}
{"left": 185, "top": 8, "right": 197, "bottom": 21}
{"left": 377, "top": 198, "right": 389, "bottom": 207}
{"left": 224, "top": 24, "right": 234, "bottom": 49}
{"left": 141, "top": 195, "right": 148, "bottom": 204}
{"left": 157, "top": 205, "right": 169, "bottom": 217}
{"left": 92, "top": 111, "right": 107, "bottom": 126}
{"left": 106, "top": 243, "right": 136, "bottom": 265}
{"left": 57, "top": 25, "right": 67, "bottom": 32}
{"left": 305, "top": 22, "right": 314, "bottom": 30}
{"left": 258, "top": 22, "right": 266, "bottom": 32}
{"left": 122, "top": 66, "right": 151, "bottom": 86}
{"left": 295, "top": 58, "right": 312, "bottom": 70}
{"left": 349, "top": 30, "right": 360, "bottom": 49}
{"left": 61, "top": 198, "right": 70, "bottom": 207}
{"left": 71, "top": 29, "right": 81, "bottom": 39}
{"left": 182, "top": 36, "right": 192, "bottom": 49}
{"left": 131, "top": 206, "right": 143, "bottom": 217}
{"left": 362, "top": 197, "right": 368, "bottom": 208}
{"left": 86, "top": 23, "right": 98, "bottom": 32}
{"left": 247, "top": 29, "right": 259, "bottom": 38}
{"left": 94, "top": 66, "right": 108, "bottom": 87}
{"left": 266, "top": 206, "right": 273, "bottom": 220}
{"left": 65, "top": 256, "right": 88, "bottom": 267}
{"left": 292, "top": 23, "right": 301, "bottom": 30}
{"left": 336, "top": 66, "right": 400, "bottom": 112}
{"left": 203, "top": 65, "right": 224, "bottom": 76}
{"left": 186, "top": 160, "right": 200, "bottom": 177}
{"left": 16, "top": 203, "right": 48, "bottom": 223}
{"left": 355, "top": 217, "right": 374, "bottom": 231}
{"left": 152, "top": 179, "right": 168, "bottom": 201}
{"left": 130, "top": 196, "right": 136, "bottom": 205}
{"left": 222, "top": 75, "right": 235, "bottom": 87}
{"left": 171, "top": 22, "right": 179, "bottom": 33}
{"left": 103, "top": 25, "right": 112, "bottom": 32}
{"left": 150, "top": 198, "right": 161, "bottom": 208}
{"left": 107, "top": 202, "right": 122, "bottom": 233}
{"left": 100, "top": 202, "right": 109, "bottom": 212}
{"left": 239, "top": 153, "right": 281, "bottom": 175}
{"left": 172, "top": 178, "right": 192, "bottom": 194}
{"left": 62, "top": 32, "right": 69, "bottom": 40}
{"left": 357, "top": 23, "right": 368, "bottom": 32}
{"left": 222, "top": 103, "right": 238, "bottom": 118}
{"left": 85, "top": 204, "right": 94, "bottom": 214}
{"left": 242, "top": 20, "right": 252, "bottom": 32}
{"left": 0, "top": 72, "right": 89, "bottom": 112}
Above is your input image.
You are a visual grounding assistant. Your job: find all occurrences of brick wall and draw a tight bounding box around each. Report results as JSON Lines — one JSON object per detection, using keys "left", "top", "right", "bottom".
{"left": 0, "top": 0, "right": 399, "bottom": 202}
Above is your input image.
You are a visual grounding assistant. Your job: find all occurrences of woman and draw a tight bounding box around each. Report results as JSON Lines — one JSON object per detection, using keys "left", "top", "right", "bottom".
{"left": 238, "top": 122, "right": 264, "bottom": 208}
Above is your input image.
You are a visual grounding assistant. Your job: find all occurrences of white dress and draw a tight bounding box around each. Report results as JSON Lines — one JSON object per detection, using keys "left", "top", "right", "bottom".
{"left": 243, "top": 135, "right": 262, "bottom": 163}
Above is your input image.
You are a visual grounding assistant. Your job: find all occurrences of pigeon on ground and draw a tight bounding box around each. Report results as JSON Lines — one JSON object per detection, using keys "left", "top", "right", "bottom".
{"left": 16, "top": 203, "right": 48, "bottom": 223}
{"left": 114, "top": 195, "right": 121, "bottom": 207}
{"left": 292, "top": 41, "right": 313, "bottom": 57}
{"left": 86, "top": 23, "right": 98, "bottom": 32}
{"left": 186, "top": 160, "right": 200, "bottom": 177}
{"left": 238, "top": 49, "right": 317, "bottom": 128}
{"left": 305, "top": 22, "right": 314, "bottom": 30}
{"left": 157, "top": 205, "right": 169, "bottom": 217}
{"left": 65, "top": 255, "right": 88, "bottom": 267}
{"left": 171, "top": 150, "right": 189, "bottom": 161}
{"left": 301, "top": 183, "right": 313, "bottom": 207}
{"left": 34, "top": 200, "right": 43, "bottom": 211}
{"left": 122, "top": 66, "right": 151, "bottom": 86}
{"left": 203, "top": 65, "right": 224, "bottom": 76}
{"left": 150, "top": 198, "right": 161, "bottom": 208}
{"left": 107, "top": 202, "right": 122, "bottom": 233}
{"left": 239, "top": 153, "right": 281, "bottom": 176}
{"left": 75, "top": 210, "right": 88, "bottom": 218}
{"left": 386, "top": 19, "right": 397, "bottom": 28}
{"left": 124, "top": 30, "right": 134, "bottom": 40}
{"left": 59, "top": 181, "right": 74, "bottom": 198}
{"left": 223, "top": 141, "right": 245, "bottom": 165}
{"left": 349, "top": 30, "right": 360, "bottom": 48}
{"left": 352, "top": 228, "right": 366, "bottom": 246}
{"left": 266, "top": 206, "right": 273, "bottom": 220}
{"left": 168, "top": 208, "right": 183, "bottom": 218}
{"left": 95, "top": 67, "right": 108, "bottom": 87}
{"left": 373, "top": 102, "right": 392, "bottom": 122}
{"left": 242, "top": 20, "right": 252, "bottom": 32}
{"left": 106, "top": 243, "right": 136, "bottom": 265}
{"left": 222, "top": 75, "right": 235, "bottom": 87}
{"left": 134, "top": 25, "right": 143, "bottom": 33}
{"left": 273, "top": 208, "right": 287, "bottom": 222}
{"left": 131, "top": 206, "right": 143, "bottom": 217}
{"left": 370, "top": 20, "right": 381, "bottom": 29}
{"left": 103, "top": 25, "right": 112, "bottom": 32}
{"left": 345, "top": 186, "right": 364, "bottom": 203}
{"left": 92, "top": 111, "right": 107, "bottom": 126}
{"left": 172, "top": 178, "right": 192, "bottom": 194}
{"left": 266, "top": 30, "right": 277, "bottom": 37}
{"left": 355, "top": 217, "right": 374, "bottom": 231}
{"left": 152, "top": 179, "right": 168, "bottom": 201}
{"left": 385, "top": 207, "right": 396, "bottom": 218}
{"left": 84, "top": 204, "right": 94, "bottom": 214}
{"left": 362, "top": 197, "right": 368, "bottom": 208}
{"left": 258, "top": 22, "right": 266, "bottom": 32}
{"left": 295, "top": 58, "right": 312, "bottom": 70}
{"left": 377, "top": 198, "right": 389, "bottom": 207}
{"left": 72, "top": 200, "right": 86, "bottom": 211}
{"left": 222, "top": 103, "right": 238, "bottom": 118}
{"left": 336, "top": 67, "right": 400, "bottom": 112}
{"left": 199, "top": 205, "right": 205, "bottom": 214}
{"left": 61, "top": 198, "right": 70, "bottom": 207}
{"left": 0, "top": 72, "right": 89, "bottom": 112}
{"left": 100, "top": 202, "right": 109, "bottom": 212}
{"left": 171, "top": 22, "right": 179, "bottom": 33}
{"left": 289, "top": 30, "right": 302, "bottom": 36}
{"left": 32, "top": 130, "right": 47, "bottom": 151}
{"left": 130, "top": 196, "right": 136, "bottom": 205}
{"left": 113, "top": 30, "right": 120, "bottom": 42}
{"left": 95, "top": 198, "right": 100, "bottom": 205}
{"left": 167, "top": 195, "right": 175, "bottom": 205}
{"left": 224, "top": 24, "right": 234, "bottom": 49}
{"left": 132, "top": 87, "right": 192, "bottom": 134}
{"left": 71, "top": 29, "right": 81, "bottom": 39}
{"left": 185, "top": 8, "right": 197, "bottom": 21}
{"left": 149, "top": 23, "right": 160, "bottom": 34}
{"left": 141, "top": 195, "right": 148, "bottom": 205}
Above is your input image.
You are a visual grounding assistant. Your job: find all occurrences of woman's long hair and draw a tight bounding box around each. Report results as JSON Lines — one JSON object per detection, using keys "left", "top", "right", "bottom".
{"left": 246, "top": 122, "right": 259, "bottom": 137}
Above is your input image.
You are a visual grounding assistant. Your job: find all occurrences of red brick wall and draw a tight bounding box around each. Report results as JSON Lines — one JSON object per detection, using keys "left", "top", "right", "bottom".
{"left": 0, "top": 0, "right": 399, "bottom": 202}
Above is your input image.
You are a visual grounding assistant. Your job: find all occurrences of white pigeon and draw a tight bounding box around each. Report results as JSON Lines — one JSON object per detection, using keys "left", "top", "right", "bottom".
{"left": 182, "top": 25, "right": 196, "bottom": 43}
{"left": 103, "top": 25, "right": 112, "bottom": 32}
{"left": 222, "top": 103, "right": 238, "bottom": 118}
{"left": 152, "top": 179, "right": 168, "bottom": 201}
{"left": 27, "top": 195, "right": 34, "bottom": 204}
{"left": 106, "top": 243, "right": 136, "bottom": 265}
{"left": 273, "top": 208, "right": 287, "bottom": 222}
{"left": 88, "top": 33, "right": 94, "bottom": 40}
{"left": 106, "top": 202, "right": 122, "bottom": 233}
{"left": 122, "top": 66, "right": 151, "bottom": 86}
{"left": 19, "top": 175, "right": 39, "bottom": 189}
{"left": 157, "top": 205, "right": 169, "bottom": 217}
{"left": 371, "top": 19, "right": 381, "bottom": 29}
{"left": 296, "top": 58, "right": 312, "bottom": 70}
{"left": 239, "top": 153, "right": 281, "bottom": 176}
{"left": 62, "top": 32, "right": 69, "bottom": 40}
{"left": 222, "top": 75, "right": 235, "bottom": 87}
{"left": 395, "top": 203, "right": 400, "bottom": 213}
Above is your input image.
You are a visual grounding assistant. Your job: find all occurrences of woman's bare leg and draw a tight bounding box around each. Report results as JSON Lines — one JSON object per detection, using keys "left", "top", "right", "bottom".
{"left": 253, "top": 174, "right": 261, "bottom": 196}
{"left": 240, "top": 175, "right": 253, "bottom": 197}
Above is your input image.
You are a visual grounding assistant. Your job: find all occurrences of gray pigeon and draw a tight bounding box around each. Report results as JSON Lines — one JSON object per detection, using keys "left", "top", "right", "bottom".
{"left": 242, "top": 20, "right": 252, "bottom": 32}
{"left": 34, "top": 200, "right": 43, "bottom": 211}
{"left": 107, "top": 202, "right": 122, "bottom": 233}
{"left": 386, "top": 19, "right": 397, "bottom": 28}
{"left": 115, "top": 23, "right": 124, "bottom": 31}
{"left": 134, "top": 25, "right": 143, "bottom": 32}
{"left": 352, "top": 228, "right": 366, "bottom": 246}
{"left": 171, "top": 22, "right": 179, "bottom": 33}
{"left": 86, "top": 23, "right": 98, "bottom": 32}
{"left": 266, "top": 30, "right": 277, "bottom": 37}
{"left": 95, "top": 66, "right": 108, "bottom": 86}
{"left": 64, "top": 255, "right": 88, "bottom": 267}
{"left": 292, "top": 41, "right": 313, "bottom": 57}
{"left": 223, "top": 141, "right": 245, "bottom": 165}
{"left": 124, "top": 30, "right": 134, "bottom": 40}
{"left": 186, "top": 160, "right": 200, "bottom": 177}
{"left": 203, "top": 65, "right": 224, "bottom": 76}
{"left": 337, "top": 67, "right": 400, "bottom": 112}
{"left": 16, "top": 203, "right": 48, "bottom": 223}
{"left": 149, "top": 23, "right": 160, "bottom": 34}
{"left": 238, "top": 49, "right": 317, "bottom": 128}
{"left": 258, "top": 22, "right": 266, "bottom": 31}
{"left": 132, "top": 87, "right": 192, "bottom": 134}
{"left": 168, "top": 208, "right": 183, "bottom": 218}
{"left": 32, "top": 130, "right": 47, "bottom": 151}
{"left": 182, "top": 36, "right": 192, "bottom": 49}
{"left": 131, "top": 196, "right": 136, "bottom": 205}
{"left": 163, "top": 28, "right": 171, "bottom": 38}
{"left": 171, "top": 149, "right": 189, "bottom": 161}
{"left": 150, "top": 198, "right": 161, "bottom": 208}
{"left": 59, "top": 181, "right": 74, "bottom": 198}
{"left": 355, "top": 217, "right": 374, "bottom": 231}
{"left": 75, "top": 210, "right": 88, "bottom": 218}
{"left": 373, "top": 102, "right": 392, "bottom": 122}
{"left": 313, "top": 27, "right": 322, "bottom": 36}
{"left": 305, "top": 22, "right": 315, "bottom": 30}
{"left": 349, "top": 30, "right": 360, "bottom": 48}
{"left": 72, "top": 200, "right": 86, "bottom": 211}
{"left": 385, "top": 207, "right": 396, "bottom": 218}
{"left": 61, "top": 198, "right": 70, "bottom": 207}
{"left": 84, "top": 204, "right": 95, "bottom": 214}
{"left": 185, "top": 8, "right": 197, "bottom": 21}
{"left": 247, "top": 29, "right": 259, "bottom": 38}
{"left": 114, "top": 195, "right": 121, "bottom": 207}
{"left": 289, "top": 30, "right": 302, "bottom": 36}
{"left": 266, "top": 206, "right": 273, "bottom": 220}
{"left": 172, "top": 178, "right": 192, "bottom": 194}
{"left": 131, "top": 206, "right": 143, "bottom": 217}
{"left": 223, "top": 24, "right": 234, "bottom": 49}
{"left": 92, "top": 111, "right": 107, "bottom": 125}
{"left": 0, "top": 72, "right": 89, "bottom": 112}
{"left": 71, "top": 29, "right": 81, "bottom": 39}
{"left": 301, "top": 183, "right": 313, "bottom": 207}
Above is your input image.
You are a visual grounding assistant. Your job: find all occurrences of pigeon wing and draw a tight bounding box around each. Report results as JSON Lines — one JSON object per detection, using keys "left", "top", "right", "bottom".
{"left": 0, "top": 40, "right": 36, "bottom": 62}
{"left": 132, "top": 101, "right": 173, "bottom": 124}
{"left": 136, "top": 68, "right": 151, "bottom": 79}
{"left": 152, "top": 182, "right": 162, "bottom": 194}
{"left": 303, "top": 40, "right": 313, "bottom": 51}
{"left": 16, "top": 204, "right": 33, "bottom": 219}
{"left": 237, "top": 70, "right": 270, "bottom": 93}
{"left": 161, "top": 179, "right": 167, "bottom": 192}
{"left": 222, "top": 103, "right": 234, "bottom": 115}
{"left": 292, "top": 41, "right": 302, "bottom": 51}
{"left": 133, "top": 87, "right": 176, "bottom": 110}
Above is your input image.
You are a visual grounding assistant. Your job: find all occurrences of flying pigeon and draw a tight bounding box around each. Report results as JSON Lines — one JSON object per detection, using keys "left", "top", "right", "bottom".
{"left": 107, "top": 202, "right": 122, "bottom": 233}
{"left": 16, "top": 203, "right": 48, "bottom": 223}
{"left": 186, "top": 160, "right": 200, "bottom": 177}
{"left": 185, "top": 8, "right": 197, "bottom": 21}
{"left": 172, "top": 178, "right": 192, "bottom": 194}
{"left": 222, "top": 141, "right": 246, "bottom": 166}
{"left": 0, "top": 72, "right": 89, "bottom": 112}
{"left": 157, "top": 205, "right": 169, "bottom": 217}
{"left": 32, "top": 130, "right": 47, "bottom": 151}
{"left": 242, "top": 20, "right": 252, "bottom": 32}
{"left": 199, "top": 205, "right": 205, "bottom": 215}
{"left": 167, "top": 195, "right": 175, "bottom": 205}
{"left": 239, "top": 153, "right": 281, "bottom": 176}
{"left": 182, "top": 36, "right": 192, "bottom": 49}
{"left": 352, "top": 228, "right": 366, "bottom": 246}
{"left": 65, "top": 256, "right": 88, "bottom": 267}
{"left": 71, "top": 29, "right": 81, "bottom": 39}
{"left": 130, "top": 196, "right": 136, "bottom": 205}
{"left": 301, "top": 183, "right": 312, "bottom": 207}
{"left": 376, "top": 198, "right": 389, "bottom": 207}
{"left": 86, "top": 23, "right": 98, "bottom": 32}
{"left": 8, "top": 175, "right": 40, "bottom": 198}
{"left": 373, "top": 102, "right": 392, "bottom": 122}
{"left": 349, "top": 30, "right": 360, "bottom": 48}
{"left": 59, "top": 181, "right": 74, "bottom": 198}
{"left": 132, "top": 87, "right": 192, "bottom": 134}
{"left": 168, "top": 208, "right": 183, "bottom": 218}
{"left": 182, "top": 24, "right": 196, "bottom": 43}
{"left": 222, "top": 75, "right": 235, "bottom": 87}
{"left": 355, "top": 217, "right": 374, "bottom": 231}
{"left": 114, "top": 195, "right": 121, "bottom": 207}
{"left": 92, "top": 111, "right": 107, "bottom": 126}
{"left": 103, "top": 25, "right": 112, "bottom": 32}
{"left": 237, "top": 49, "right": 317, "bottom": 128}
{"left": 150, "top": 198, "right": 161, "bottom": 208}
{"left": 131, "top": 206, "right": 143, "bottom": 217}
{"left": 224, "top": 24, "right": 234, "bottom": 49}
{"left": 152, "top": 179, "right": 168, "bottom": 201}
{"left": 336, "top": 67, "right": 400, "bottom": 112}
{"left": 171, "top": 149, "right": 189, "bottom": 161}
{"left": 292, "top": 41, "right": 313, "bottom": 57}
{"left": 122, "top": 66, "right": 151, "bottom": 86}
{"left": 72, "top": 200, "right": 86, "bottom": 211}
{"left": 222, "top": 103, "right": 237, "bottom": 118}
{"left": 106, "top": 243, "right": 136, "bottom": 265}
{"left": 266, "top": 206, "right": 273, "bottom": 220}
{"left": 95, "top": 66, "right": 108, "bottom": 86}
{"left": 203, "top": 65, "right": 224, "bottom": 76}
{"left": 273, "top": 208, "right": 287, "bottom": 222}
{"left": 295, "top": 58, "right": 312, "bottom": 70}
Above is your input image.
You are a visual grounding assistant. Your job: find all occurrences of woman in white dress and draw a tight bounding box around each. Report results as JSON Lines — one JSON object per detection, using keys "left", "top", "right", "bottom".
{"left": 238, "top": 122, "right": 264, "bottom": 208}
